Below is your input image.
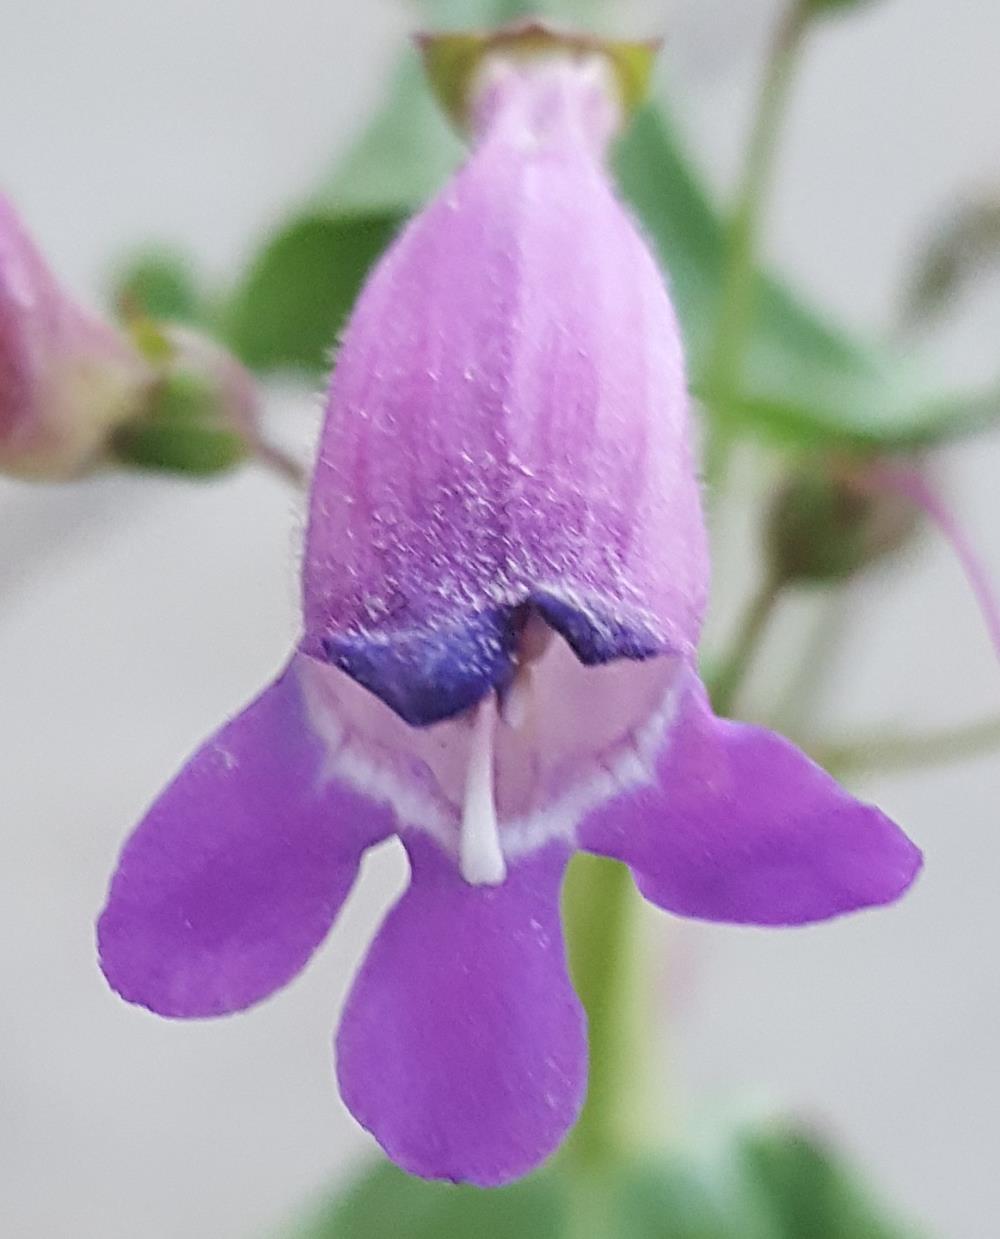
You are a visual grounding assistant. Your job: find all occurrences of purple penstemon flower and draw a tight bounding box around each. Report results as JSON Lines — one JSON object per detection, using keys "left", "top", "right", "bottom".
{"left": 98, "top": 28, "right": 921, "bottom": 1187}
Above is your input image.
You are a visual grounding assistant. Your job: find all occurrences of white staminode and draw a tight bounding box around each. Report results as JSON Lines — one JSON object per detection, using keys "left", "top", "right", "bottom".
{"left": 499, "top": 666, "right": 532, "bottom": 729}
{"left": 460, "top": 692, "right": 506, "bottom": 886}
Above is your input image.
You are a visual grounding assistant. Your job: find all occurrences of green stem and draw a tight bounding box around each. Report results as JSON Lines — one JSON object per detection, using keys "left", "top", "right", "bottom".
{"left": 562, "top": 854, "right": 645, "bottom": 1175}
{"left": 812, "top": 716, "right": 1000, "bottom": 777}
{"left": 709, "top": 574, "right": 785, "bottom": 717}
{"left": 703, "top": 1, "right": 812, "bottom": 486}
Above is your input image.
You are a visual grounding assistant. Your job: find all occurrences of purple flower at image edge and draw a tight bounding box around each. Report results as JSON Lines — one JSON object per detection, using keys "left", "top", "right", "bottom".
{"left": 97, "top": 31, "right": 921, "bottom": 1187}
{"left": 0, "top": 193, "right": 145, "bottom": 478}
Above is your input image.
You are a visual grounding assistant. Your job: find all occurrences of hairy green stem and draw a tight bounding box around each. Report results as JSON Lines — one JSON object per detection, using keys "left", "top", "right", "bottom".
{"left": 812, "top": 715, "right": 1000, "bottom": 777}
{"left": 709, "top": 574, "right": 785, "bottom": 717}
{"left": 703, "top": 1, "right": 813, "bottom": 487}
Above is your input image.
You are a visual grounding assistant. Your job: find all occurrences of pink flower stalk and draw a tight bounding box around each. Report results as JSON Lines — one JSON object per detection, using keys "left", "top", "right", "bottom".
{"left": 866, "top": 459, "right": 1000, "bottom": 661}
{"left": 98, "top": 34, "right": 920, "bottom": 1186}
{"left": 0, "top": 192, "right": 147, "bottom": 479}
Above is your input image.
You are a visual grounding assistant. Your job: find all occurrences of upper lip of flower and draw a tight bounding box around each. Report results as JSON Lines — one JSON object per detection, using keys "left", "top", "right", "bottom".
{"left": 316, "top": 587, "right": 679, "bottom": 729}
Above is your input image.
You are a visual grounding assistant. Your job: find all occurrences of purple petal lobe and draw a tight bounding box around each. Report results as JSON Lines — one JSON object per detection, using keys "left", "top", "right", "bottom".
{"left": 581, "top": 671, "right": 922, "bottom": 925}
{"left": 98, "top": 660, "right": 393, "bottom": 1017}
{"left": 336, "top": 836, "right": 586, "bottom": 1185}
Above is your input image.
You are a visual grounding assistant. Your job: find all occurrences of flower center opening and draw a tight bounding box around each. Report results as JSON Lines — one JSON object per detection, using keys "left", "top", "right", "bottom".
{"left": 460, "top": 616, "right": 559, "bottom": 885}
{"left": 298, "top": 619, "right": 680, "bottom": 882}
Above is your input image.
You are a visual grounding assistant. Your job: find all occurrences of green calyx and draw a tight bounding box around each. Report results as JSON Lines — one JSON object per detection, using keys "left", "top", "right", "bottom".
{"left": 110, "top": 318, "right": 250, "bottom": 477}
{"left": 110, "top": 368, "right": 248, "bottom": 476}
{"left": 417, "top": 19, "right": 660, "bottom": 134}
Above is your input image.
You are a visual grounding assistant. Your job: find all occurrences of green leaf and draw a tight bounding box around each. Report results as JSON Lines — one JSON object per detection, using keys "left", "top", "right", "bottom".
{"left": 215, "top": 52, "right": 451, "bottom": 378}
{"left": 283, "top": 1125, "right": 927, "bottom": 1239}
{"left": 612, "top": 1162, "right": 743, "bottom": 1239}
{"left": 614, "top": 106, "right": 1000, "bottom": 451}
{"left": 290, "top": 1161, "right": 566, "bottom": 1239}
{"left": 215, "top": 0, "right": 616, "bottom": 377}
{"left": 221, "top": 211, "right": 404, "bottom": 375}
{"left": 222, "top": 22, "right": 1000, "bottom": 450}
{"left": 321, "top": 57, "right": 463, "bottom": 215}
{"left": 420, "top": 0, "right": 604, "bottom": 29}
{"left": 734, "top": 1125, "right": 921, "bottom": 1239}
{"left": 110, "top": 248, "right": 205, "bottom": 324}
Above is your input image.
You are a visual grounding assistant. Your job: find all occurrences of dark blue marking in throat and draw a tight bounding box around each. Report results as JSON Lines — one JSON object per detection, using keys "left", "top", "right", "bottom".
{"left": 323, "top": 607, "right": 521, "bottom": 728}
{"left": 321, "top": 591, "right": 667, "bottom": 728}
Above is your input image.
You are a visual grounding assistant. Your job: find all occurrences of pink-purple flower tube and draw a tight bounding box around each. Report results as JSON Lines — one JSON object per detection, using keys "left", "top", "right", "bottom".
{"left": 98, "top": 30, "right": 921, "bottom": 1187}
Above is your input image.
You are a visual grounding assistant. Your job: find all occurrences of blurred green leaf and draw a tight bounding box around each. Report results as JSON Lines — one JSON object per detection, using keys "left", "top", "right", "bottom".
{"left": 214, "top": 0, "right": 614, "bottom": 375}
{"left": 803, "top": 0, "right": 881, "bottom": 14}
{"left": 221, "top": 19, "right": 1000, "bottom": 451}
{"left": 111, "top": 248, "right": 205, "bottom": 325}
{"left": 110, "top": 372, "right": 246, "bottom": 476}
{"left": 321, "top": 58, "right": 462, "bottom": 214}
{"left": 420, "top": 0, "right": 603, "bottom": 29}
{"left": 734, "top": 1125, "right": 921, "bottom": 1239}
{"left": 614, "top": 107, "right": 1000, "bottom": 451}
{"left": 222, "top": 211, "right": 403, "bottom": 375}
{"left": 286, "top": 1121, "right": 926, "bottom": 1239}
{"left": 216, "top": 50, "right": 454, "bottom": 376}
{"left": 291, "top": 1161, "right": 566, "bottom": 1239}
{"left": 612, "top": 1162, "right": 743, "bottom": 1239}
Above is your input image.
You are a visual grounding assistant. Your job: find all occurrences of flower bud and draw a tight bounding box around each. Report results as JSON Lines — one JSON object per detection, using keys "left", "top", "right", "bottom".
{"left": 109, "top": 322, "right": 257, "bottom": 476}
{"left": 0, "top": 192, "right": 147, "bottom": 479}
{"left": 766, "top": 460, "right": 922, "bottom": 585}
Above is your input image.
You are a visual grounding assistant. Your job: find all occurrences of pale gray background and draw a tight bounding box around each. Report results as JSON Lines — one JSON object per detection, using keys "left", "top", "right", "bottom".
{"left": 1, "top": 1, "right": 998, "bottom": 1236}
